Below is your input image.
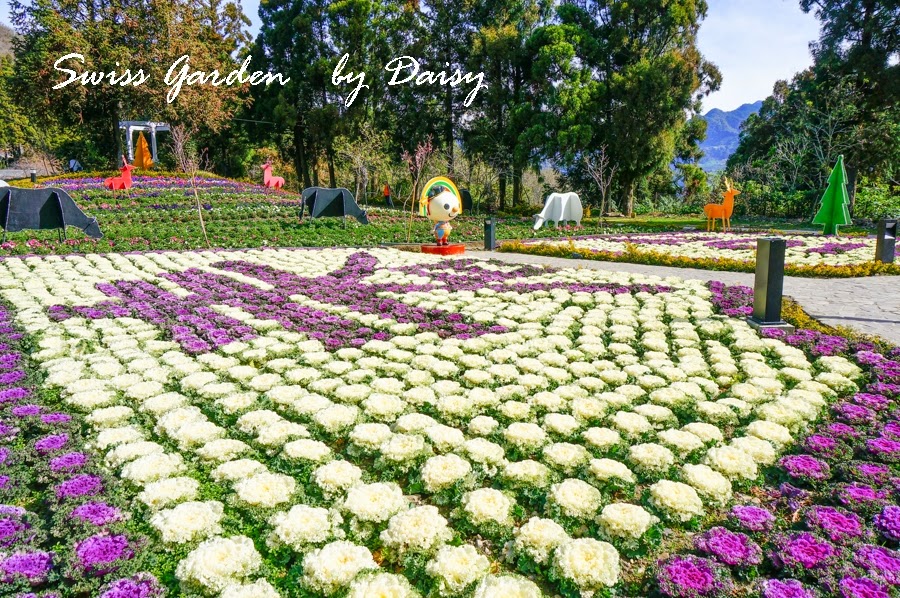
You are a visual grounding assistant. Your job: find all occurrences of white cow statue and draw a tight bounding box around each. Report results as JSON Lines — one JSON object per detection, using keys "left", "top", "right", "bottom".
{"left": 0, "top": 180, "right": 8, "bottom": 187}
{"left": 534, "top": 192, "right": 583, "bottom": 230}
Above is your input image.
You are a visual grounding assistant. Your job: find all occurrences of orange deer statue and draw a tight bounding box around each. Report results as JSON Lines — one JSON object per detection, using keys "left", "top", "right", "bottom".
{"left": 103, "top": 156, "right": 135, "bottom": 197}
{"left": 704, "top": 177, "right": 740, "bottom": 232}
{"left": 262, "top": 163, "right": 285, "bottom": 190}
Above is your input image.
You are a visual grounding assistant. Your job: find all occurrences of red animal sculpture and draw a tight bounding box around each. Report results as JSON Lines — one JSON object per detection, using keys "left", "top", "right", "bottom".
{"left": 103, "top": 156, "right": 135, "bottom": 197}
{"left": 262, "top": 163, "right": 285, "bottom": 190}
{"left": 704, "top": 177, "right": 740, "bottom": 232}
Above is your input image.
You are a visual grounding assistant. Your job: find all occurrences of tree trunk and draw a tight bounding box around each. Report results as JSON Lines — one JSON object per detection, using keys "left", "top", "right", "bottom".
{"left": 293, "top": 119, "right": 311, "bottom": 190}
{"left": 623, "top": 181, "right": 636, "bottom": 218}
{"left": 512, "top": 167, "right": 522, "bottom": 207}
{"left": 498, "top": 172, "right": 507, "bottom": 211}
{"left": 445, "top": 86, "right": 454, "bottom": 175}
{"left": 312, "top": 159, "right": 320, "bottom": 187}
{"left": 326, "top": 147, "right": 336, "bottom": 188}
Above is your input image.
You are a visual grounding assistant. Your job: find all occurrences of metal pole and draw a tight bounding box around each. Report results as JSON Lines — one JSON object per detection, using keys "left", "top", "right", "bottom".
{"left": 747, "top": 237, "right": 795, "bottom": 332}
{"left": 150, "top": 125, "right": 159, "bottom": 163}
{"left": 876, "top": 219, "right": 897, "bottom": 264}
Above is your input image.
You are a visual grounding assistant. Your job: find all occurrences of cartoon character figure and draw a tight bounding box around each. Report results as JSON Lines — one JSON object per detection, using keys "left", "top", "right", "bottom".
{"left": 420, "top": 177, "right": 462, "bottom": 246}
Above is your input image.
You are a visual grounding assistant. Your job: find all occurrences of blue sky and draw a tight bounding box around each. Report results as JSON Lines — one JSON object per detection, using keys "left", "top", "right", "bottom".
{"left": 2, "top": 0, "right": 820, "bottom": 113}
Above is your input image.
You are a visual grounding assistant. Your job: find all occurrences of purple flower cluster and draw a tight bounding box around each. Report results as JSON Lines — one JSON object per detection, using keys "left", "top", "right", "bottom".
{"left": 655, "top": 282, "right": 900, "bottom": 596}
{"left": 693, "top": 527, "right": 762, "bottom": 567}
{"left": 708, "top": 281, "right": 753, "bottom": 317}
{"left": 51, "top": 253, "right": 671, "bottom": 354}
{"left": 75, "top": 534, "right": 133, "bottom": 575}
{"left": 0, "top": 302, "right": 160, "bottom": 594}
{"left": 98, "top": 573, "right": 166, "bottom": 598}
{"left": 780, "top": 454, "right": 831, "bottom": 484}
{"left": 760, "top": 578, "right": 816, "bottom": 598}
{"left": 729, "top": 505, "right": 776, "bottom": 533}
{"left": 805, "top": 506, "right": 867, "bottom": 544}
{"left": 805, "top": 241, "right": 867, "bottom": 255}
{"left": 656, "top": 555, "right": 733, "bottom": 597}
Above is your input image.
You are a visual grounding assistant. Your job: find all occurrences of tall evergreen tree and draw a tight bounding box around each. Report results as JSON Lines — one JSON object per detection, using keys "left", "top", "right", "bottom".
{"left": 529, "top": 0, "right": 720, "bottom": 216}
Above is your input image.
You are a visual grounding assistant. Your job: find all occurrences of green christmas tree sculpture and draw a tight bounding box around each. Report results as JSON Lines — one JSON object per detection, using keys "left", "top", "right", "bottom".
{"left": 812, "top": 155, "right": 852, "bottom": 235}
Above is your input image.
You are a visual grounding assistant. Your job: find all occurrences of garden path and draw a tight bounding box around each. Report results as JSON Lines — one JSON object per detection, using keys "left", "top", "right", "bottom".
{"left": 471, "top": 251, "right": 900, "bottom": 345}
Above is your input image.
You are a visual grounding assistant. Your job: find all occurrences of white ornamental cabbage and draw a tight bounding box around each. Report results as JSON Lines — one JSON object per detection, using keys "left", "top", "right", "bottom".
{"left": 342, "top": 482, "right": 408, "bottom": 523}
{"left": 234, "top": 472, "right": 296, "bottom": 508}
{"left": 598, "top": 503, "right": 658, "bottom": 541}
{"left": 462, "top": 488, "right": 515, "bottom": 527}
{"left": 301, "top": 541, "right": 378, "bottom": 595}
{"left": 549, "top": 479, "right": 602, "bottom": 520}
{"left": 267, "top": 505, "right": 343, "bottom": 551}
{"left": 420, "top": 454, "right": 472, "bottom": 493}
{"left": 681, "top": 464, "right": 732, "bottom": 506}
{"left": 150, "top": 501, "right": 224, "bottom": 544}
{"left": 705, "top": 446, "right": 758, "bottom": 481}
{"left": 313, "top": 460, "right": 363, "bottom": 497}
{"left": 380, "top": 506, "right": 452, "bottom": 555}
{"left": 345, "top": 573, "right": 420, "bottom": 598}
{"left": 649, "top": 480, "right": 704, "bottom": 522}
{"left": 219, "top": 579, "right": 281, "bottom": 598}
{"left": 513, "top": 517, "right": 569, "bottom": 565}
{"left": 472, "top": 574, "right": 543, "bottom": 598}
{"left": 552, "top": 538, "right": 620, "bottom": 591}
{"left": 175, "top": 535, "right": 262, "bottom": 594}
{"left": 426, "top": 544, "right": 491, "bottom": 596}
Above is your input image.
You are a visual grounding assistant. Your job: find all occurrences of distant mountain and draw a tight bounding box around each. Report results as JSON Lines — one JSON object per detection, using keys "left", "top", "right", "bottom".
{"left": 699, "top": 100, "right": 763, "bottom": 172}
{"left": 0, "top": 23, "right": 13, "bottom": 58}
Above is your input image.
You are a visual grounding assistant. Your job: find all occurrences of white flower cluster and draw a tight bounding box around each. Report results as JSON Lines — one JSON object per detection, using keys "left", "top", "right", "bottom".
{"left": 0, "top": 247, "right": 864, "bottom": 597}
{"left": 531, "top": 232, "right": 877, "bottom": 267}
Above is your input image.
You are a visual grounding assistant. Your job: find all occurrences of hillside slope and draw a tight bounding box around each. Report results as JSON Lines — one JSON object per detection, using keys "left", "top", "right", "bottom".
{"left": 699, "top": 100, "right": 762, "bottom": 172}
{"left": 0, "top": 23, "right": 13, "bottom": 58}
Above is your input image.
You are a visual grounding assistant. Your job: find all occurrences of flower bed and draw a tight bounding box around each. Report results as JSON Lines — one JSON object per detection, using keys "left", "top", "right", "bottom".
{"left": 0, "top": 173, "right": 589, "bottom": 256}
{"left": 501, "top": 232, "right": 900, "bottom": 278}
{"left": 652, "top": 282, "right": 900, "bottom": 598}
{"left": 0, "top": 247, "right": 872, "bottom": 596}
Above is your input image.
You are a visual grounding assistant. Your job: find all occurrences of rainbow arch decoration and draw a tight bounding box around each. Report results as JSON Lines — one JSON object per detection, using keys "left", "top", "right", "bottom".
{"left": 419, "top": 176, "right": 461, "bottom": 217}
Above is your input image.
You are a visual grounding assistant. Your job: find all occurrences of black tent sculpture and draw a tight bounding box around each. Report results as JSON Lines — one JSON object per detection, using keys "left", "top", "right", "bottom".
{"left": 300, "top": 187, "right": 369, "bottom": 225}
{"left": 460, "top": 188, "right": 474, "bottom": 212}
{"left": 0, "top": 187, "right": 103, "bottom": 241}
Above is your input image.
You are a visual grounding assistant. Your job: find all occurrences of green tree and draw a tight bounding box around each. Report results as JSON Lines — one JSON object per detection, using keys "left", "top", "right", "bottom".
{"left": 812, "top": 154, "right": 852, "bottom": 234}
{"left": 0, "top": 56, "right": 33, "bottom": 161}
{"left": 529, "top": 0, "right": 720, "bottom": 216}
{"left": 10, "top": 0, "right": 250, "bottom": 167}
{"left": 465, "top": 0, "right": 548, "bottom": 209}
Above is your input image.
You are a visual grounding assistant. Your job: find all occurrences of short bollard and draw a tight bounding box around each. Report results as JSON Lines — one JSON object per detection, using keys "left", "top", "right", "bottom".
{"left": 484, "top": 218, "right": 496, "bottom": 251}
{"left": 876, "top": 219, "right": 897, "bottom": 264}
{"left": 30, "top": 170, "right": 36, "bottom": 184}
{"left": 747, "top": 237, "right": 795, "bottom": 332}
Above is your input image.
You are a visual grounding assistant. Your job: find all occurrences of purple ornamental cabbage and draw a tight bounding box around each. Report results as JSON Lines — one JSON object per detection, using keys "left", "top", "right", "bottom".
{"left": 693, "top": 527, "right": 762, "bottom": 567}
{"left": 656, "top": 555, "right": 733, "bottom": 598}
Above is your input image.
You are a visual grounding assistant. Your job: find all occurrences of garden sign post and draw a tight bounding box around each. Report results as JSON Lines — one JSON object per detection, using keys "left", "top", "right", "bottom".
{"left": 812, "top": 155, "right": 851, "bottom": 236}
{"left": 747, "top": 237, "right": 795, "bottom": 332}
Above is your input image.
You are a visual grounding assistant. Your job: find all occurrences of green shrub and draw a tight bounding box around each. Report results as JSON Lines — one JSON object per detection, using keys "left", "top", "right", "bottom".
{"left": 853, "top": 183, "right": 900, "bottom": 220}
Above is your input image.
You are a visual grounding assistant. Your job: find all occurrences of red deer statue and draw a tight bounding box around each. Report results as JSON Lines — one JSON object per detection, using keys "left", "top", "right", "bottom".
{"left": 103, "top": 156, "right": 135, "bottom": 197}
{"left": 262, "top": 163, "right": 285, "bottom": 190}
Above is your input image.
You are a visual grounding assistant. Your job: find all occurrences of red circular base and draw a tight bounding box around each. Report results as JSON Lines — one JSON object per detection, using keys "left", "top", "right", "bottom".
{"left": 421, "top": 244, "right": 466, "bottom": 255}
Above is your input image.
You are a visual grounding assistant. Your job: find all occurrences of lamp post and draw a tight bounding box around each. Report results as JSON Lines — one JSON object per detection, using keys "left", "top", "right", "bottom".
{"left": 876, "top": 219, "right": 897, "bottom": 264}
{"left": 747, "top": 237, "right": 795, "bottom": 332}
{"left": 484, "top": 217, "right": 496, "bottom": 251}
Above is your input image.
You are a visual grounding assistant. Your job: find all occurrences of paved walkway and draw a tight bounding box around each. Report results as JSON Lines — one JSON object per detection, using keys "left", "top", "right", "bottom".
{"left": 470, "top": 251, "right": 900, "bottom": 345}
